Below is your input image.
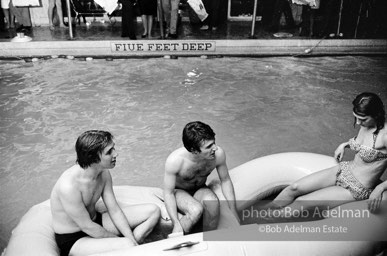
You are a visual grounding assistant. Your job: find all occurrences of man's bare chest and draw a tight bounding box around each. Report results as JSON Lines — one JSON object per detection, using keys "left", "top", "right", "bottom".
{"left": 80, "top": 181, "right": 104, "bottom": 206}
{"left": 179, "top": 161, "right": 216, "bottom": 180}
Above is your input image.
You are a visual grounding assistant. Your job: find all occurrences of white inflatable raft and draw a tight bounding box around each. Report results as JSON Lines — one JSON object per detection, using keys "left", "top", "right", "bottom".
{"left": 4, "top": 152, "right": 387, "bottom": 256}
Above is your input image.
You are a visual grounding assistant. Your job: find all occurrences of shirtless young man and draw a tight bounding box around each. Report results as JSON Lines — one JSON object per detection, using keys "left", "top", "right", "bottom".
{"left": 164, "top": 121, "right": 240, "bottom": 236}
{"left": 50, "top": 130, "right": 160, "bottom": 256}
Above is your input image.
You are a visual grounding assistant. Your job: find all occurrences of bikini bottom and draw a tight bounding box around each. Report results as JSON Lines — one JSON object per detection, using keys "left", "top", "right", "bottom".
{"left": 335, "top": 161, "right": 372, "bottom": 200}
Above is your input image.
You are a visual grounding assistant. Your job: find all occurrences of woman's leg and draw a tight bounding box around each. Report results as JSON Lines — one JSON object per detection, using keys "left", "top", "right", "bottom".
{"left": 141, "top": 14, "right": 148, "bottom": 36}
{"left": 275, "top": 185, "right": 354, "bottom": 221}
{"left": 55, "top": 0, "right": 65, "bottom": 27}
{"left": 147, "top": 15, "right": 153, "bottom": 38}
{"left": 272, "top": 164, "right": 339, "bottom": 208}
{"left": 47, "top": 0, "right": 55, "bottom": 29}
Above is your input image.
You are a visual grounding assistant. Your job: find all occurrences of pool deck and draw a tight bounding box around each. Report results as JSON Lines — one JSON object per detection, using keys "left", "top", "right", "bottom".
{"left": 1, "top": 18, "right": 387, "bottom": 58}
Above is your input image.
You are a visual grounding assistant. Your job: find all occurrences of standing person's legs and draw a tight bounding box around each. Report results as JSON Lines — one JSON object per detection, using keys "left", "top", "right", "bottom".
{"left": 209, "top": 0, "right": 220, "bottom": 30}
{"left": 9, "top": 0, "right": 30, "bottom": 27}
{"left": 54, "top": 0, "right": 65, "bottom": 27}
{"left": 141, "top": 14, "right": 148, "bottom": 37}
{"left": 2, "top": 7, "right": 15, "bottom": 28}
{"left": 199, "top": 0, "right": 210, "bottom": 30}
{"left": 169, "top": 0, "right": 179, "bottom": 35}
{"left": 270, "top": 0, "right": 283, "bottom": 31}
{"left": 147, "top": 15, "right": 153, "bottom": 38}
{"left": 161, "top": 0, "right": 171, "bottom": 35}
{"left": 282, "top": 0, "right": 295, "bottom": 27}
{"left": 47, "top": 0, "right": 56, "bottom": 29}
{"left": 121, "top": 0, "right": 136, "bottom": 39}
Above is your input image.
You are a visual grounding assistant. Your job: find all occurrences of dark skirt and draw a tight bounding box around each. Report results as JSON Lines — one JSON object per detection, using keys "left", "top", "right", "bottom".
{"left": 138, "top": 0, "right": 157, "bottom": 16}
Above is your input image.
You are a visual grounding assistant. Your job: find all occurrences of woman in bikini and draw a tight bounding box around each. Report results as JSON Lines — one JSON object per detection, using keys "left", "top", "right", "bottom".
{"left": 272, "top": 92, "right": 387, "bottom": 214}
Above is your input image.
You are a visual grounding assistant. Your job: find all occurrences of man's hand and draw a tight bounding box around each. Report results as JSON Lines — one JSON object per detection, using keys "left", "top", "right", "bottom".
{"left": 127, "top": 237, "right": 139, "bottom": 246}
{"left": 171, "top": 222, "right": 184, "bottom": 234}
{"left": 232, "top": 209, "right": 240, "bottom": 224}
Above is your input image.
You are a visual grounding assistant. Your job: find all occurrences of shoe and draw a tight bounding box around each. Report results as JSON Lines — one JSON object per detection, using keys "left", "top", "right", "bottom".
{"left": 141, "top": 33, "right": 147, "bottom": 38}
{"left": 16, "top": 25, "right": 31, "bottom": 32}
{"left": 168, "top": 33, "right": 178, "bottom": 39}
{"left": 200, "top": 25, "right": 209, "bottom": 30}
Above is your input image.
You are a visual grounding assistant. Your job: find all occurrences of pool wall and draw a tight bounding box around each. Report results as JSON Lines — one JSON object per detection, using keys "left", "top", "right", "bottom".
{"left": 1, "top": 39, "right": 387, "bottom": 58}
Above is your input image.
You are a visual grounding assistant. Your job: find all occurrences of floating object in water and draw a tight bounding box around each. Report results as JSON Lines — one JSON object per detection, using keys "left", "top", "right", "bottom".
{"left": 51, "top": 55, "right": 58, "bottom": 59}
{"left": 273, "top": 32, "right": 293, "bottom": 38}
{"left": 5, "top": 152, "right": 386, "bottom": 255}
{"left": 106, "top": 57, "right": 113, "bottom": 61}
{"left": 11, "top": 32, "right": 32, "bottom": 43}
{"left": 187, "top": 71, "right": 197, "bottom": 77}
{"left": 182, "top": 79, "right": 195, "bottom": 85}
{"left": 66, "top": 55, "right": 74, "bottom": 60}
{"left": 200, "top": 55, "right": 208, "bottom": 59}
{"left": 164, "top": 55, "right": 171, "bottom": 59}
{"left": 86, "top": 57, "right": 93, "bottom": 61}
{"left": 304, "top": 48, "right": 312, "bottom": 54}
{"left": 31, "top": 58, "right": 39, "bottom": 62}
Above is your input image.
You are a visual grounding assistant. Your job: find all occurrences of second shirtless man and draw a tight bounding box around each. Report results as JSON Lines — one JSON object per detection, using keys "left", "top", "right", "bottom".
{"left": 164, "top": 121, "right": 239, "bottom": 236}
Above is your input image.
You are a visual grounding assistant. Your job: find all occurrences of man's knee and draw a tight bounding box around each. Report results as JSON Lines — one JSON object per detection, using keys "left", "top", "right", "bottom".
{"left": 187, "top": 201, "right": 204, "bottom": 223}
{"left": 201, "top": 194, "right": 219, "bottom": 212}
{"left": 143, "top": 203, "right": 161, "bottom": 219}
{"left": 150, "top": 204, "right": 161, "bottom": 220}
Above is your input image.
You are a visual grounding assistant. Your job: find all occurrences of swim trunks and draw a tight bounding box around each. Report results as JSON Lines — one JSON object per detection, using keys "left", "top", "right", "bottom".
{"left": 177, "top": 184, "right": 209, "bottom": 196}
{"left": 55, "top": 212, "right": 103, "bottom": 256}
{"left": 335, "top": 161, "right": 372, "bottom": 200}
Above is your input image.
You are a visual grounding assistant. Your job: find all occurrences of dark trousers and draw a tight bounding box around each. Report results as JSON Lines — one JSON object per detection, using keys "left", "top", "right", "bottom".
{"left": 319, "top": 0, "right": 340, "bottom": 36}
{"left": 121, "top": 0, "right": 136, "bottom": 39}
{"left": 271, "top": 0, "right": 294, "bottom": 30}
{"left": 0, "top": 8, "right": 5, "bottom": 30}
{"left": 202, "top": 0, "right": 220, "bottom": 28}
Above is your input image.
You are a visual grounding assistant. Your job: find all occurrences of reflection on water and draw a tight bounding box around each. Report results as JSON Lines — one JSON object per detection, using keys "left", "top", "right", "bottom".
{"left": 0, "top": 56, "right": 386, "bottom": 251}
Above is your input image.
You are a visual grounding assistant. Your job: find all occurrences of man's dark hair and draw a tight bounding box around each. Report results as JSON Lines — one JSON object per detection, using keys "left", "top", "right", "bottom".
{"left": 75, "top": 130, "right": 114, "bottom": 168}
{"left": 182, "top": 121, "right": 215, "bottom": 152}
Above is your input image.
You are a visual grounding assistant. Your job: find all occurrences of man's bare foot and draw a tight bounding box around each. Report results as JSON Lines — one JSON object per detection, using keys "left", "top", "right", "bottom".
{"left": 49, "top": 25, "right": 55, "bottom": 30}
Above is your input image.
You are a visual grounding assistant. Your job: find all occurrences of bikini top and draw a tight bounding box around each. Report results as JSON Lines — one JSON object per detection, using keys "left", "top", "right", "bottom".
{"left": 349, "top": 132, "right": 387, "bottom": 163}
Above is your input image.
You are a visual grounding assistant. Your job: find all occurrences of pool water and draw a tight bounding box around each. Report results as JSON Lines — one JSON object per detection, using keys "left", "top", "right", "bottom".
{"left": 0, "top": 56, "right": 386, "bottom": 251}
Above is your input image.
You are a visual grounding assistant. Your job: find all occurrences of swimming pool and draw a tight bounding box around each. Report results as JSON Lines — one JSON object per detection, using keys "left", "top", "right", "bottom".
{"left": 0, "top": 56, "right": 386, "bottom": 251}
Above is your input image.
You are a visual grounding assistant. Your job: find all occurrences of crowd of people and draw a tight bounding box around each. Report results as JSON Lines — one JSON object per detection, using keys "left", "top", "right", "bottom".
{"left": 1, "top": 0, "right": 386, "bottom": 38}
{"left": 48, "top": 92, "right": 386, "bottom": 255}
